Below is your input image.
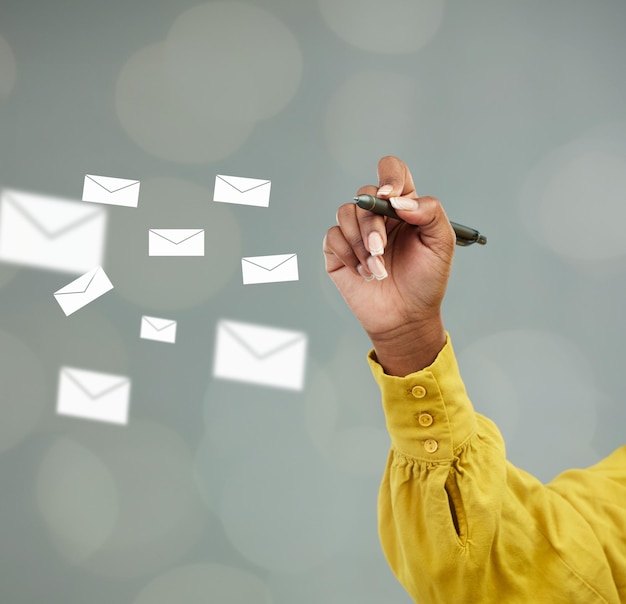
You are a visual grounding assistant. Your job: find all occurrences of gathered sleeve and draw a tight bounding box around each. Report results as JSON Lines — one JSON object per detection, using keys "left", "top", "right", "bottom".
{"left": 368, "top": 334, "right": 626, "bottom": 604}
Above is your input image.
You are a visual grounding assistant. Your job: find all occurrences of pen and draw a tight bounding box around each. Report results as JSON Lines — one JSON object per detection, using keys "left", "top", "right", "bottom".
{"left": 353, "top": 194, "right": 487, "bottom": 246}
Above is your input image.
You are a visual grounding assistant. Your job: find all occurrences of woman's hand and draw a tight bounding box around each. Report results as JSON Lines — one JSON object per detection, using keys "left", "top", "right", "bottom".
{"left": 323, "top": 156, "right": 456, "bottom": 375}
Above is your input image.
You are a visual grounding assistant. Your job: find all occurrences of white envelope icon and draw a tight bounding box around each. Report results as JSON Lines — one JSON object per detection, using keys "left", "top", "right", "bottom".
{"left": 0, "top": 188, "right": 106, "bottom": 274}
{"left": 213, "top": 174, "right": 271, "bottom": 207}
{"left": 140, "top": 315, "right": 177, "bottom": 344}
{"left": 57, "top": 366, "right": 130, "bottom": 425}
{"left": 82, "top": 174, "right": 140, "bottom": 208}
{"left": 213, "top": 319, "right": 307, "bottom": 390}
{"left": 148, "top": 229, "right": 205, "bottom": 256}
{"left": 53, "top": 266, "right": 114, "bottom": 316}
{"left": 241, "top": 253, "right": 298, "bottom": 285}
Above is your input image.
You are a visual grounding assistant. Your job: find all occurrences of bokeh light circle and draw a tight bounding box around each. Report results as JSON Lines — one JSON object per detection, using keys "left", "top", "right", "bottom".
{"left": 519, "top": 122, "right": 626, "bottom": 261}
{"left": 318, "top": 0, "right": 446, "bottom": 54}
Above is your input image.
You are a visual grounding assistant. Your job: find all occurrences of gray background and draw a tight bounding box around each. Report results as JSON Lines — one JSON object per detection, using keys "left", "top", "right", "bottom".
{"left": 1, "top": 0, "right": 626, "bottom": 602}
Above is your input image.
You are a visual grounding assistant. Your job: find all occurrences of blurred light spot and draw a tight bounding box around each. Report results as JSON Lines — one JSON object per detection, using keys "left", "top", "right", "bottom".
{"left": 116, "top": 43, "right": 253, "bottom": 163}
{"left": 267, "top": 550, "right": 409, "bottom": 604}
{"left": 0, "top": 330, "right": 46, "bottom": 453}
{"left": 36, "top": 438, "right": 119, "bottom": 563}
{"left": 458, "top": 329, "right": 600, "bottom": 481}
{"left": 164, "top": 2, "right": 302, "bottom": 121}
{"left": 519, "top": 122, "right": 626, "bottom": 261}
{"left": 324, "top": 71, "right": 421, "bottom": 174}
{"left": 52, "top": 421, "right": 206, "bottom": 577}
{"left": 0, "top": 34, "right": 16, "bottom": 100}
{"left": 12, "top": 306, "right": 130, "bottom": 378}
{"left": 304, "top": 330, "right": 388, "bottom": 475}
{"left": 105, "top": 177, "right": 241, "bottom": 311}
{"left": 202, "top": 377, "right": 312, "bottom": 462}
{"left": 318, "top": 0, "right": 445, "bottom": 54}
{"left": 115, "top": 2, "right": 302, "bottom": 163}
{"left": 217, "top": 447, "right": 359, "bottom": 572}
{"left": 133, "top": 563, "right": 273, "bottom": 604}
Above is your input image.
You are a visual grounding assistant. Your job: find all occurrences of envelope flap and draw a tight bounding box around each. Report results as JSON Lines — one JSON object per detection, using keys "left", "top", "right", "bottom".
{"left": 216, "top": 175, "right": 271, "bottom": 194}
{"left": 3, "top": 188, "right": 104, "bottom": 237}
{"left": 149, "top": 229, "right": 204, "bottom": 245}
{"left": 85, "top": 174, "right": 139, "bottom": 194}
{"left": 242, "top": 254, "right": 296, "bottom": 271}
{"left": 62, "top": 367, "right": 128, "bottom": 399}
{"left": 220, "top": 320, "right": 305, "bottom": 359}
{"left": 54, "top": 266, "right": 101, "bottom": 295}
{"left": 142, "top": 316, "right": 176, "bottom": 331}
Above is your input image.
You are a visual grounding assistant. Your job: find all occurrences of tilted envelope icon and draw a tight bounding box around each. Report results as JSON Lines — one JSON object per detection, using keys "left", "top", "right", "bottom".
{"left": 213, "top": 319, "right": 307, "bottom": 390}
{"left": 140, "top": 315, "right": 177, "bottom": 344}
{"left": 0, "top": 188, "right": 106, "bottom": 273}
{"left": 241, "top": 253, "right": 299, "bottom": 284}
{"left": 53, "top": 266, "right": 114, "bottom": 316}
{"left": 213, "top": 174, "right": 271, "bottom": 207}
{"left": 57, "top": 366, "right": 131, "bottom": 425}
{"left": 82, "top": 174, "right": 140, "bottom": 207}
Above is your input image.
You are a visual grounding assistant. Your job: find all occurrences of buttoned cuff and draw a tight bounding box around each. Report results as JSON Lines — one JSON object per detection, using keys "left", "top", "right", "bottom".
{"left": 367, "top": 333, "right": 478, "bottom": 462}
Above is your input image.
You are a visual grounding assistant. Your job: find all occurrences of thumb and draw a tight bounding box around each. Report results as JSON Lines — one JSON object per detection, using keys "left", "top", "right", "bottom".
{"left": 376, "top": 155, "right": 416, "bottom": 198}
{"left": 390, "top": 195, "right": 456, "bottom": 251}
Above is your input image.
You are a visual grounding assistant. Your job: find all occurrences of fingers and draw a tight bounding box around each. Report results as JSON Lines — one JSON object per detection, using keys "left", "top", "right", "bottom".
{"left": 323, "top": 202, "right": 388, "bottom": 281}
{"left": 392, "top": 195, "right": 455, "bottom": 253}
{"left": 377, "top": 155, "right": 417, "bottom": 198}
{"left": 376, "top": 156, "right": 453, "bottom": 252}
{"left": 323, "top": 225, "right": 377, "bottom": 281}
{"left": 355, "top": 184, "right": 389, "bottom": 257}
{"left": 323, "top": 156, "right": 454, "bottom": 284}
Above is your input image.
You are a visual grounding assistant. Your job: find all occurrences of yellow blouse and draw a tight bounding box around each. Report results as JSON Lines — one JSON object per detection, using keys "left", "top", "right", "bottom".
{"left": 368, "top": 334, "right": 626, "bottom": 604}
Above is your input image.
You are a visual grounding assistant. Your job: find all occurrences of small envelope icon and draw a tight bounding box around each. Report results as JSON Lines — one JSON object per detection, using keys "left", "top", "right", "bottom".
{"left": 57, "top": 366, "right": 130, "bottom": 425}
{"left": 0, "top": 188, "right": 106, "bottom": 274}
{"left": 140, "top": 315, "right": 177, "bottom": 344}
{"left": 241, "top": 253, "right": 298, "bottom": 285}
{"left": 82, "top": 174, "right": 140, "bottom": 208}
{"left": 53, "top": 266, "right": 113, "bottom": 316}
{"left": 148, "top": 229, "right": 205, "bottom": 256}
{"left": 213, "top": 174, "right": 271, "bottom": 207}
{"left": 213, "top": 319, "right": 307, "bottom": 390}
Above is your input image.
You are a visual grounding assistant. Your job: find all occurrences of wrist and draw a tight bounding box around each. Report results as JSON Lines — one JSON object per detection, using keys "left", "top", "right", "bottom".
{"left": 369, "top": 316, "right": 446, "bottom": 377}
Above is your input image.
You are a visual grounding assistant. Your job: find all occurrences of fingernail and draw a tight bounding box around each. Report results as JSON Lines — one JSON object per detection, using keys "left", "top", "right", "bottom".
{"left": 357, "top": 263, "right": 374, "bottom": 282}
{"left": 389, "top": 196, "right": 419, "bottom": 211}
{"left": 367, "top": 255, "right": 388, "bottom": 280}
{"left": 377, "top": 185, "right": 393, "bottom": 196}
{"left": 368, "top": 232, "right": 384, "bottom": 256}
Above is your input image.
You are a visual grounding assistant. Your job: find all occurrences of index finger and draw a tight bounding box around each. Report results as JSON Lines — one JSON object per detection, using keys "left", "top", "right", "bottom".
{"left": 376, "top": 155, "right": 418, "bottom": 198}
{"left": 355, "top": 184, "right": 390, "bottom": 257}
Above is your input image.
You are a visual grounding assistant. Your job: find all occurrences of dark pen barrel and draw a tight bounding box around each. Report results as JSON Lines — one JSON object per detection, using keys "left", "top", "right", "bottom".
{"left": 353, "top": 194, "right": 487, "bottom": 246}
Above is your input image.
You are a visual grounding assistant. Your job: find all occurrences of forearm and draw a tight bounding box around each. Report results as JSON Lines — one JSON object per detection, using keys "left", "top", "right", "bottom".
{"left": 370, "top": 314, "right": 446, "bottom": 377}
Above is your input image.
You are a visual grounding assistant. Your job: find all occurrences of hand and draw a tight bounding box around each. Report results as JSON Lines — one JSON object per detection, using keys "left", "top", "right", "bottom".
{"left": 323, "top": 156, "right": 456, "bottom": 376}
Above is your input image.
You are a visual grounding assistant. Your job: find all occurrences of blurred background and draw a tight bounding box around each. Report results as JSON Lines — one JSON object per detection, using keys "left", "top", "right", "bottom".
{"left": 1, "top": 0, "right": 626, "bottom": 602}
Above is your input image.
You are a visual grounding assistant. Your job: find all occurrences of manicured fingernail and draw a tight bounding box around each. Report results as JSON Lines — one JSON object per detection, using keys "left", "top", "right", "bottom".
{"left": 390, "top": 196, "right": 419, "bottom": 211}
{"left": 357, "top": 263, "right": 374, "bottom": 282}
{"left": 368, "top": 232, "right": 384, "bottom": 256}
{"left": 377, "top": 185, "right": 393, "bottom": 196}
{"left": 367, "top": 255, "right": 388, "bottom": 280}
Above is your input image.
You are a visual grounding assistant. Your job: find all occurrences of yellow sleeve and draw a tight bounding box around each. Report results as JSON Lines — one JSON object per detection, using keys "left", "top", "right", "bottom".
{"left": 368, "top": 333, "right": 626, "bottom": 604}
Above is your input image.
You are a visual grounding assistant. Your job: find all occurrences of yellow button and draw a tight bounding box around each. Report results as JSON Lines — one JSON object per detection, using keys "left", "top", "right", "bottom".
{"left": 418, "top": 413, "right": 433, "bottom": 427}
{"left": 411, "top": 385, "right": 427, "bottom": 398}
{"left": 423, "top": 439, "right": 438, "bottom": 453}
